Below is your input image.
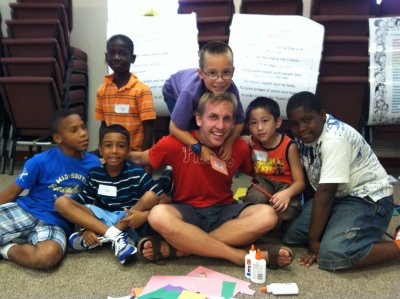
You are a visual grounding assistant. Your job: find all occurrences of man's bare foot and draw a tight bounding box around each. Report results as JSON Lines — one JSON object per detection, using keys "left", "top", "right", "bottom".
{"left": 262, "top": 247, "right": 294, "bottom": 268}
{"left": 137, "top": 236, "right": 181, "bottom": 263}
{"left": 142, "top": 239, "right": 169, "bottom": 261}
{"left": 236, "top": 245, "right": 294, "bottom": 268}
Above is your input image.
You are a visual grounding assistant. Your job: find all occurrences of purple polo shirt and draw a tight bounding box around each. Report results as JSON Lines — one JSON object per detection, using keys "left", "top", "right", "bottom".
{"left": 162, "top": 68, "right": 244, "bottom": 129}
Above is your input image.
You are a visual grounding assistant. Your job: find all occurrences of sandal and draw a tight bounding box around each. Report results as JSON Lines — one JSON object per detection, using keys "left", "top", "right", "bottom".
{"left": 394, "top": 225, "right": 400, "bottom": 240}
{"left": 245, "top": 242, "right": 295, "bottom": 269}
{"left": 137, "top": 235, "right": 176, "bottom": 265}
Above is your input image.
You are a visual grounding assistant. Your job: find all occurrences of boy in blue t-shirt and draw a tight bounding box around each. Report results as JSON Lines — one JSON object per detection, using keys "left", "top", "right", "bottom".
{"left": 0, "top": 109, "right": 100, "bottom": 269}
{"left": 55, "top": 124, "right": 171, "bottom": 265}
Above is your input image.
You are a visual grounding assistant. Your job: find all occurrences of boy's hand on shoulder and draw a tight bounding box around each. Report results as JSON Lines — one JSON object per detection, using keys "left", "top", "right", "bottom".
{"left": 201, "top": 146, "right": 216, "bottom": 164}
{"left": 218, "top": 142, "right": 233, "bottom": 161}
{"left": 240, "top": 135, "right": 253, "bottom": 146}
{"left": 82, "top": 230, "right": 100, "bottom": 246}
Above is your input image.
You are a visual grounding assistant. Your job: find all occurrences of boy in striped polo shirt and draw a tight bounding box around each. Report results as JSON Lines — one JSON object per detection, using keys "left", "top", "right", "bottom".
{"left": 55, "top": 124, "right": 171, "bottom": 265}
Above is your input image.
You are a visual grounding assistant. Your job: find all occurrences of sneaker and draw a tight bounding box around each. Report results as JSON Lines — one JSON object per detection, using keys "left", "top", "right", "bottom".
{"left": 394, "top": 225, "right": 400, "bottom": 240}
{"left": 158, "top": 165, "right": 174, "bottom": 195}
{"left": 68, "top": 232, "right": 112, "bottom": 251}
{"left": 112, "top": 232, "right": 137, "bottom": 264}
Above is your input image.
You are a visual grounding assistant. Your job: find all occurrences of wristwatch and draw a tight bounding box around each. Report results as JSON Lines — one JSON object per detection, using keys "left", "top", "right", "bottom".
{"left": 191, "top": 142, "right": 202, "bottom": 155}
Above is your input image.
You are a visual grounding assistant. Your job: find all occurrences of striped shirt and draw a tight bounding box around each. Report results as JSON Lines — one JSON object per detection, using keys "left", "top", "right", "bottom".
{"left": 95, "top": 73, "right": 156, "bottom": 151}
{"left": 77, "top": 161, "right": 163, "bottom": 211}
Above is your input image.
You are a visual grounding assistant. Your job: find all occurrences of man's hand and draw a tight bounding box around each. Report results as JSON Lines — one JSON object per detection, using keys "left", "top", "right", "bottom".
{"left": 143, "top": 166, "right": 153, "bottom": 174}
{"left": 299, "top": 240, "right": 320, "bottom": 267}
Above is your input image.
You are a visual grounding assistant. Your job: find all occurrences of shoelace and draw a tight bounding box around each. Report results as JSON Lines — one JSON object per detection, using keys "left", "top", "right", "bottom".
{"left": 83, "top": 236, "right": 112, "bottom": 249}
{"left": 112, "top": 234, "right": 127, "bottom": 256}
{"left": 97, "top": 236, "right": 112, "bottom": 244}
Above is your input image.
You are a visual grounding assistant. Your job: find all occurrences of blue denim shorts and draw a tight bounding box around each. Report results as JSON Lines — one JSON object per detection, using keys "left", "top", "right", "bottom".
{"left": 282, "top": 195, "right": 393, "bottom": 270}
{"left": 86, "top": 204, "right": 126, "bottom": 227}
{"left": 86, "top": 204, "right": 142, "bottom": 243}
{"left": 172, "top": 203, "right": 252, "bottom": 232}
{"left": 0, "top": 202, "right": 67, "bottom": 252}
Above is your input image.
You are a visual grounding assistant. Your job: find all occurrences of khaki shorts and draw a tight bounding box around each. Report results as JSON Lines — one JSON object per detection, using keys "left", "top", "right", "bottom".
{"left": 240, "top": 175, "right": 302, "bottom": 221}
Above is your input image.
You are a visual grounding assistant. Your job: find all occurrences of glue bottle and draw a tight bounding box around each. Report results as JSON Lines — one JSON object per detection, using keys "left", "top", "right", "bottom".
{"left": 244, "top": 244, "right": 255, "bottom": 279}
{"left": 251, "top": 249, "right": 266, "bottom": 284}
{"left": 260, "top": 283, "right": 299, "bottom": 295}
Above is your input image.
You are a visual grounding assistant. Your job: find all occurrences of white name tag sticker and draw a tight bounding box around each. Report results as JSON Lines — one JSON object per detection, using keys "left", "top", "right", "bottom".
{"left": 98, "top": 184, "right": 117, "bottom": 197}
{"left": 254, "top": 150, "right": 268, "bottom": 161}
{"left": 115, "top": 104, "right": 129, "bottom": 113}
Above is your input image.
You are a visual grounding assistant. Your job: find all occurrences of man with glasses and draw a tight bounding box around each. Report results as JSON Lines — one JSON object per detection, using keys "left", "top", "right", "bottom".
{"left": 162, "top": 41, "right": 245, "bottom": 163}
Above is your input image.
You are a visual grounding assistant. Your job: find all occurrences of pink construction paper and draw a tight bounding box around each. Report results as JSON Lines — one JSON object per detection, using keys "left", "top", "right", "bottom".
{"left": 187, "top": 266, "right": 255, "bottom": 296}
{"left": 141, "top": 276, "right": 230, "bottom": 297}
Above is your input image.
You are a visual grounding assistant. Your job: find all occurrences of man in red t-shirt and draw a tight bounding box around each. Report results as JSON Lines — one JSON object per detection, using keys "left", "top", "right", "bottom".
{"left": 129, "top": 91, "right": 294, "bottom": 267}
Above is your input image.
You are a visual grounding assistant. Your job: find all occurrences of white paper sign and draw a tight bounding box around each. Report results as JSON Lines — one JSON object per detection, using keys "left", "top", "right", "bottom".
{"left": 229, "top": 14, "right": 324, "bottom": 118}
{"left": 368, "top": 16, "right": 400, "bottom": 125}
{"left": 107, "top": 5, "right": 199, "bottom": 116}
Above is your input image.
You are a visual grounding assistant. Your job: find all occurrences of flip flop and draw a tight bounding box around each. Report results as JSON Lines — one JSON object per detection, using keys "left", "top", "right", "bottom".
{"left": 245, "top": 242, "right": 295, "bottom": 269}
{"left": 394, "top": 225, "right": 400, "bottom": 240}
{"left": 137, "top": 235, "right": 176, "bottom": 265}
{"left": 265, "top": 243, "right": 295, "bottom": 269}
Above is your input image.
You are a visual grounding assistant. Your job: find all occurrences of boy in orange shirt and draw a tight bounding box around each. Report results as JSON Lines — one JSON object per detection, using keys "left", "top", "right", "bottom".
{"left": 95, "top": 34, "right": 155, "bottom": 152}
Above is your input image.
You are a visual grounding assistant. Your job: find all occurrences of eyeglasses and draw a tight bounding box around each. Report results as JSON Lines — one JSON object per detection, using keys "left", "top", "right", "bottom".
{"left": 202, "top": 69, "right": 233, "bottom": 80}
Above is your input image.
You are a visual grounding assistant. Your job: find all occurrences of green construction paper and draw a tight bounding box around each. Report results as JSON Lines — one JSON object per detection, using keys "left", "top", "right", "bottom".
{"left": 138, "top": 288, "right": 181, "bottom": 299}
{"left": 221, "top": 281, "right": 236, "bottom": 299}
{"left": 393, "top": 208, "right": 399, "bottom": 216}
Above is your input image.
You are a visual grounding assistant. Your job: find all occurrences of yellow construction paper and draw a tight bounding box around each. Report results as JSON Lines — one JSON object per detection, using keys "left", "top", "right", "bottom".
{"left": 178, "top": 290, "right": 207, "bottom": 299}
{"left": 234, "top": 188, "right": 247, "bottom": 200}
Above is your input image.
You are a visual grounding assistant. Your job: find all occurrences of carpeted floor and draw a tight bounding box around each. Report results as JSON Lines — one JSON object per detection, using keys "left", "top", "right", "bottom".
{"left": 0, "top": 161, "right": 399, "bottom": 299}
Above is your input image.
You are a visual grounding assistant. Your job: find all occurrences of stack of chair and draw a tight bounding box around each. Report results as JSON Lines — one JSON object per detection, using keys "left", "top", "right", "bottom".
{"left": 178, "top": 0, "right": 234, "bottom": 48}
{"left": 0, "top": 97, "right": 8, "bottom": 174}
{"left": 0, "top": 11, "right": 8, "bottom": 174}
{"left": 377, "top": 0, "right": 400, "bottom": 17}
{"left": 311, "top": 0, "right": 380, "bottom": 131}
{"left": 0, "top": 0, "right": 88, "bottom": 174}
{"left": 240, "top": 0, "right": 303, "bottom": 15}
